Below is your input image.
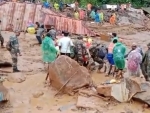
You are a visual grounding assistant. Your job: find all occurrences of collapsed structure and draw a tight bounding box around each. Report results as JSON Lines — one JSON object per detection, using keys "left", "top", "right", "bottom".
{"left": 0, "top": 2, "right": 95, "bottom": 36}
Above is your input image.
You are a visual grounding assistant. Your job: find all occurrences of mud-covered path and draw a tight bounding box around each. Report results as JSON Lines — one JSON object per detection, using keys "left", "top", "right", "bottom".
{"left": 0, "top": 31, "right": 150, "bottom": 113}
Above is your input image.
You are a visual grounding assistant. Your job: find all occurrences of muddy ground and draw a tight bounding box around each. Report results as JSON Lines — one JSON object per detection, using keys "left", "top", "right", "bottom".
{"left": 1, "top": 24, "right": 150, "bottom": 113}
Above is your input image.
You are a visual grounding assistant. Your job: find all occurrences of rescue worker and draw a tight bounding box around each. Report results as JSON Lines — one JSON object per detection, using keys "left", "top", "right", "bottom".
{"left": 125, "top": 43, "right": 143, "bottom": 58}
{"left": 36, "top": 25, "right": 45, "bottom": 44}
{"left": 74, "top": 36, "right": 90, "bottom": 66}
{"left": 99, "top": 11, "right": 104, "bottom": 24}
{"left": 54, "top": 2, "right": 59, "bottom": 11}
{"left": 127, "top": 47, "right": 142, "bottom": 77}
{"left": 113, "top": 41, "right": 126, "bottom": 79}
{"left": 49, "top": 26, "right": 56, "bottom": 41}
{"left": 141, "top": 43, "right": 150, "bottom": 81}
{"left": 0, "top": 20, "right": 4, "bottom": 48}
{"left": 41, "top": 33, "right": 58, "bottom": 63}
{"left": 95, "top": 10, "right": 100, "bottom": 25}
{"left": 9, "top": 30, "right": 22, "bottom": 72}
{"left": 58, "top": 31, "right": 74, "bottom": 57}
{"left": 87, "top": 2, "right": 92, "bottom": 17}
{"left": 111, "top": 33, "right": 118, "bottom": 41}
{"left": 106, "top": 38, "right": 118, "bottom": 76}
{"left": 88, "top": 42, "right": 107, "bottom": 73}
{"left": 109, "top": 14, "right": 116, "bottom": 25}
{"left": 74, "top": 10, "right": 79, "bottom": 20}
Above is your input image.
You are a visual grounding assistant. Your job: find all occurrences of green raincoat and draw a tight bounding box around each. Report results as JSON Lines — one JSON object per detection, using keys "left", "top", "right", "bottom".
{"left": 113, "top": 42, "right": 126, "bottom": 69}
{"left": 41, "top": 36, "right": 58, "bottom": 63}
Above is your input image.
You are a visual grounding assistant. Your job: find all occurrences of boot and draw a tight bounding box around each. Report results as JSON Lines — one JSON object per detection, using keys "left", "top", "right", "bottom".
{"left": 13, "top": 67, "right": 20, "bottom": 73}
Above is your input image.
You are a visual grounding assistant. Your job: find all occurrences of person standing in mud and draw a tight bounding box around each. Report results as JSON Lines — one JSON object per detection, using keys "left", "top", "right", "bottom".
{"left": 106, "top": 38, "right": 118, "bottom": 76}
{"left": 58, "top": 31, "right": 74, "bottom": 57}
{"left": 125, "top": 43, "right": 143, "bottom": 58}
{"left": 9, "top": 30, "right": 22, "bottom": 72}
{"left": 111, "top": 33, "right": 118, "bottom": 41}
{"left": 87, "top": 2, "right": 92, "bottom": 17}
{"left": 141, "top": 43, "right": 150, "bottom": 81}
{"left": 74, "top": 36, "right": 90, "bottom": 66}
{"left": 36, "top": 25, "right": 45, "bottom": 45}
{"left": 127, "top": 47, "right": 142, "bottom": 77}
{"left": 49, "top": 26, "right": 56, "bottom": 41}
{"left": 0, "top": 20, "right": 4, "bottom": 48}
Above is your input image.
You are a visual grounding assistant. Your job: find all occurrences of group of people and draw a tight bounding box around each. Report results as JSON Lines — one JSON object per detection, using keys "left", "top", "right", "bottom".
{"left": 106, "top": 33, "right": 150, "bottom": 81}
{"left": 3, "top": 20, "right": 150, "bottom": 82}
{"left": 42, "top": 1, "right": 117, "bottom": 25}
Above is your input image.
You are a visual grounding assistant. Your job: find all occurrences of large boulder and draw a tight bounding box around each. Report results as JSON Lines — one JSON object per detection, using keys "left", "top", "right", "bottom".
{"left": 133, "top": 82, "right": 150, "bottom": 106}
{"left": 97, "top": 78, "right": 141, "bottom": 102}
{"left": 48, "top": 55, "right": 92, "bottom": 94}
{"left": 7, "top": 73, "right": 26, "bottom": 83}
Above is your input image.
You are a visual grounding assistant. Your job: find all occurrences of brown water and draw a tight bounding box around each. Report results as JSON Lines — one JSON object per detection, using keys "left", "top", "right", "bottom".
{"left": 1, "top": 31, "right": 150, "bottom": 113}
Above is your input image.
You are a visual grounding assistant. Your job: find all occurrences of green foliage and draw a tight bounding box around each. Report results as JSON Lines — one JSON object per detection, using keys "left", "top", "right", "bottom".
{"left": 47, "top": 0, "right": 149, "bottom": 8}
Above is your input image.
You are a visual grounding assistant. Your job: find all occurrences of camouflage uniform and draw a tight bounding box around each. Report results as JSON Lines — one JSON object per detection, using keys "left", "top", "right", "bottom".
{"left": 142, "top": 49, "right": 150, "bottom": 80}
{"left": 74, "top": 39, "right": 89, "bottom": 65}
{"left": 0, "top": 24, "right": 4, "bottom": 47}
{"left": 9, "top": 36, "right": 20, "bottom": 71}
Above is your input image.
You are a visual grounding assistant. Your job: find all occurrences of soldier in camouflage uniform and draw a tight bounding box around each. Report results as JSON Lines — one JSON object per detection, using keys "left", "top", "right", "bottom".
{"left": 0, "top": 20, "right": 4, "bottom": 47}
{"left": 74, "top": 36, "right": 89, "bottom": 66}
{"left": 9, "top": 31, "right": 21, "bottom": 72}
{"left": 141, "top": 43, "right": 150, "bottom": 81}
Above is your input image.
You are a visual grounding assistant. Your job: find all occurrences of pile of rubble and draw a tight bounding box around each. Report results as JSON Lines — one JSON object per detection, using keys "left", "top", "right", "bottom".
{"left": 47, "top": 55, "right": 150, "bottom": 111}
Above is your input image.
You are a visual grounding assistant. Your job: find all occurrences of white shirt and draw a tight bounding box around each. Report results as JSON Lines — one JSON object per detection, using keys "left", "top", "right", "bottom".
{"left": 58, "top": 37, "right": 73, "bottom": 53}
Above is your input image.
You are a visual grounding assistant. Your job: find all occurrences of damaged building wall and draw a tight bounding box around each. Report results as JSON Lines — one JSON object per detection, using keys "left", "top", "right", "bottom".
{"left": 0, "top": 2, "right": 42, "bottom": 31}
{"left": 0, "top": 2, "right": 96, "bottom": 36}
{"left": 41, "top": 9, "right": 96, "bottom": 36}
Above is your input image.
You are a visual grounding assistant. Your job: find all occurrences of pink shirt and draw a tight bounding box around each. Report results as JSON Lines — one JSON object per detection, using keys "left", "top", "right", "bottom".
{"left": 108, "top": 42, "right": 115, "bottom": 53}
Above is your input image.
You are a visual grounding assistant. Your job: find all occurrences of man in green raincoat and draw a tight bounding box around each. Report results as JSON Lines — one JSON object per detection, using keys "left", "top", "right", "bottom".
{"left": 113, "top": 42, "right": 126, "bottom": 78}
{"left": 41, "top": 33, "right": 58, "bottom": 63}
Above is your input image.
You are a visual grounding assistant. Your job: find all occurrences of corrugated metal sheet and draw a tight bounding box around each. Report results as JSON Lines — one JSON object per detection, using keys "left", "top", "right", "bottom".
{"left": 0, "top": 2, "right": 42, "bottom": 31}
{"left": 142, "top": 7, "right": 150, "bottom": 14}
{"left": 12, "top": 3, "right": 25, "bottom": 30}
{"left": 42, "top": 9, "right": 95, "bottom": 36}
{"left": 22, "top": 3, "right": 36, "bottom": 30}
{"left": 0, "top": 2, "right": 95, "bottom": 36}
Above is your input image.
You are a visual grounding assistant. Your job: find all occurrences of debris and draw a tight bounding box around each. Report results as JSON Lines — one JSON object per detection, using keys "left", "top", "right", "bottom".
{"left": 0, "top": 62, "right": 12, "bottom": 68}
{"left": 36, "top": 106, "right": 43, "bottom": 110}
{"left": 118, "top": 17, "right": 131, "bottom": 25}
{"left": 0, "top": 82, "right": 9, "bottom": 102}
{"left": 133, "top": 82, "right": 150, "bottom": 106}
{"left": 79, "top": 89, "right": 109, "bottom": 101}
{"left": 111, "top": 78, "right": 141, "bottom": 102}
{"left": 97, "top": 78, "right": 141, "bottom": 102}
{"left": 7, "top": 73, "right": 26, "bottom": 83}
{"left": 76, "top": 94, "right": 106, "bottom": 111}
{"left": 0, "top": 69, "right": 12, "bottom": 73}
{"left": 58, "top": 103, "right": 76, "bottom": 111}
{"left": 48, "top": 56, "right": 92, "bottom": 95}
{"left": 124, "top": 107, "right": 133, "bottom": 113}
{"left": 32, "top": 91, "right": 44, "bottom": 98}
{"left": 97, "top": 85, "right": 112, "bottom": 97}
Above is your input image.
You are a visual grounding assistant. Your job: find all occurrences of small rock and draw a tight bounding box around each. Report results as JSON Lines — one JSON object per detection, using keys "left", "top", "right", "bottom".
{"left": 33, "top": 91, "right": 44, "bottom": 98}
{"left": 7, "top": 73, "right": 26, "bottom": 83}
{"left": 97, "top": 85, "right": 112, "bottom": 97}
{"left": 36, "top": 106, "right": 43, "bottom": 110}
{"left": 143, "top": 104, "right": 149, "bottom": 108}
{"left": 124, "top": 107, "right": 133, "bottom": 113}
